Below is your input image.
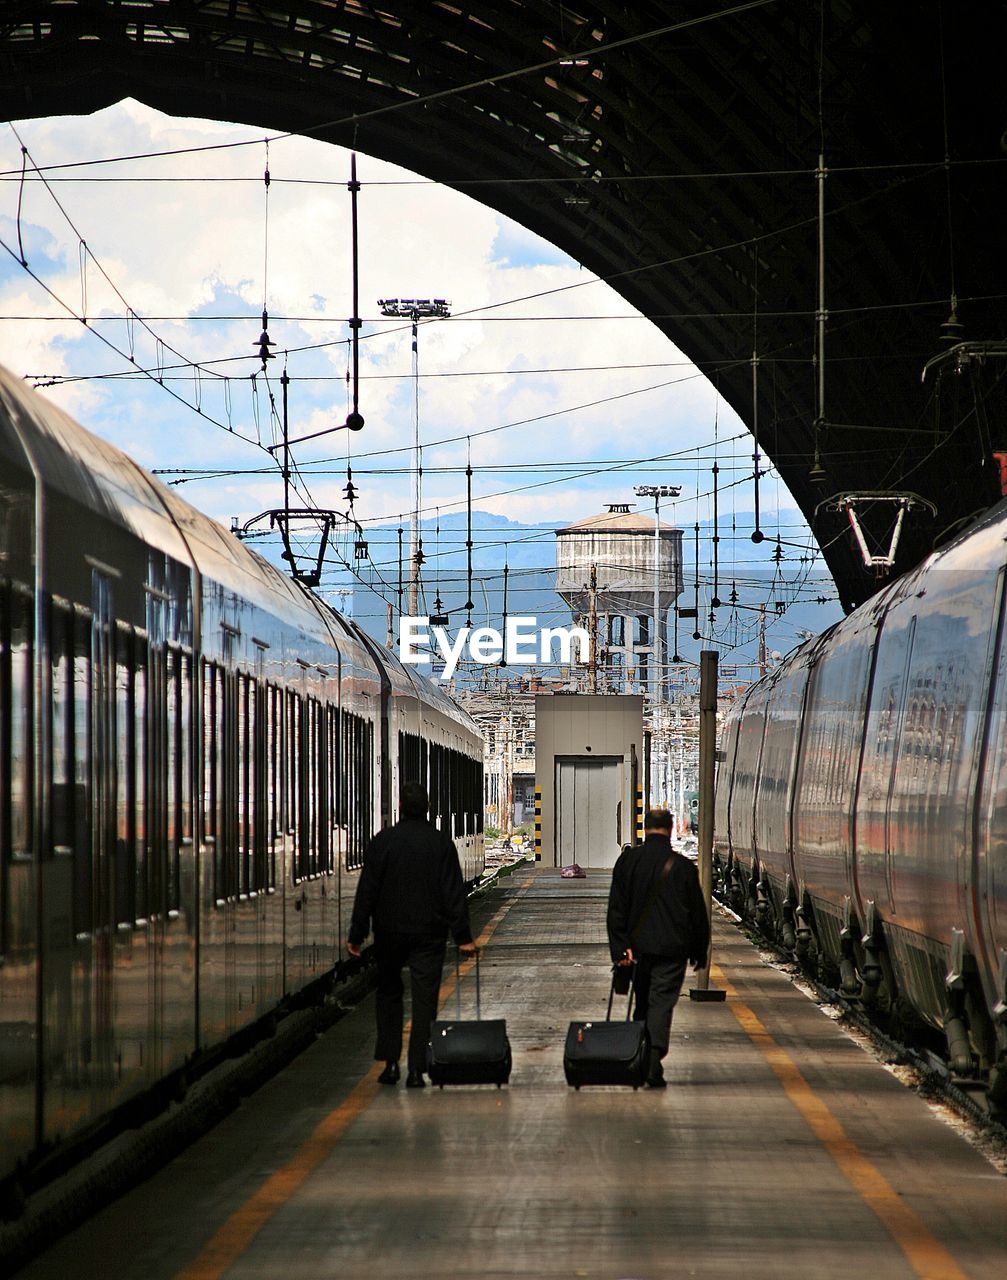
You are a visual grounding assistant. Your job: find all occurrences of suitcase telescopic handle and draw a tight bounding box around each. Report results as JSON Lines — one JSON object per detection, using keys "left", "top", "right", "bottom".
{"left": 607, "top": 962, "right": 636, "bottom": 1022}
{"left": 455, "top": 944, "right": 482, "bottom": 1020}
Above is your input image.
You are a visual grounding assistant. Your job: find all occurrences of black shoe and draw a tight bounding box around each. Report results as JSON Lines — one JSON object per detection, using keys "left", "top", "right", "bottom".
{"left": 645, "top": 1073, "right": 668, "bottom": 1089}
{"left": 405, "top": 1068, "right": 426, "bottom": 1089}
{"left": 645, "top": 1049, "right": 666, "bottom": 1088}
{"left": 377, "top": 1061, "right": 400, "bottom": 1085}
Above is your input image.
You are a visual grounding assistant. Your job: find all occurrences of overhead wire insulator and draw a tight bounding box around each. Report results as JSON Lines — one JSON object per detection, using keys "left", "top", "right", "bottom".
{"left": 255, "top": 308, "right": 275, "bottom": 367}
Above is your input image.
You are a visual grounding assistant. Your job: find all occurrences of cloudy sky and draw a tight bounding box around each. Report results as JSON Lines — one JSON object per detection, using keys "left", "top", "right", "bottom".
{"left": 0, "top": 100, "right": 837, "bottom": 651}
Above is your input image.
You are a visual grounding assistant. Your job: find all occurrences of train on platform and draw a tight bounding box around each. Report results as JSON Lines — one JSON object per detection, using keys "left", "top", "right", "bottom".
{"left": 0, "top": 366, "right": 484, "bottom": 1205}
{"left": 715, "top": 501, "right": 1007, "bottom": 1112}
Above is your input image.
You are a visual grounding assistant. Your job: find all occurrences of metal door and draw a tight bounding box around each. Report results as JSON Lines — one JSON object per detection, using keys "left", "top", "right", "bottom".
{"left": 554, "top": 756, "right": 623, "bottom": 868}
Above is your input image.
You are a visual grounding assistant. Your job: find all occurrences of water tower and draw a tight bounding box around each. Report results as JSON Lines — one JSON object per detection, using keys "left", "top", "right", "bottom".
{"left": 555, "top": 504, "right": 683, "bottom": 696}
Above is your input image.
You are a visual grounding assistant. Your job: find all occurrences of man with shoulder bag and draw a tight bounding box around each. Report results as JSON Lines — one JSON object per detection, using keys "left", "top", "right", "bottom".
{"left": 606, "top": 809, "right": 710, "bottom": 1088}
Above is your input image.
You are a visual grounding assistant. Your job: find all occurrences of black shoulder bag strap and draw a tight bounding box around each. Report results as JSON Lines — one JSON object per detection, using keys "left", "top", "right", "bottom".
{"left": 628, "top": 853, "right": 676, "bottom": 949}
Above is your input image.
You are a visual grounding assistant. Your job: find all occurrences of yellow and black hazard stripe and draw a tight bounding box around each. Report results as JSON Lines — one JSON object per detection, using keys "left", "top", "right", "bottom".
{"left": 534, "top": 786, "right": 542, "bottom": 861}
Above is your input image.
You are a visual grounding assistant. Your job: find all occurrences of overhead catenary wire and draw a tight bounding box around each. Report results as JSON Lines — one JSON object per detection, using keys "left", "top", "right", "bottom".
{"left": 4, "top": 94, "right": 959, "bottom": 614}
{"left": 4, "top": 153, "right": 1005, "bottom": 187}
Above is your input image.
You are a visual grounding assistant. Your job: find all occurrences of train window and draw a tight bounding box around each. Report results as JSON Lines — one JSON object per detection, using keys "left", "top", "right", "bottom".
{"left": 432, "top": 742, "right": 445, "bottom": 829}
{"left": 92, "top": 571, "right": 117, "bottom": 925}
{"left": 166, "top": 646, "right": 189, "bottom": 912}
{"left": 9, "top": 585, "right": 34, "bottom": 865}
{"left": 238, "top": 672, "right": 250, "bottom": 894}
{"left": 202, "top": 660, "right": 219, "bottom": 845}
{"left": 396, "top": 730, "right": 404, "bottom": 787}
{"left": 319, "top": 700, "right": 333, "bottom": 876}
{"left": 346, "top": 713, "right": 358, "bottom": 870}
{"left": 298, "top": 696, "right": 309, "bottom": 880}
{"left": 450, "top": 749, "right": 460, "bottom": 837}
{"left": 223, "top": 670, "right": 239, "bottom": 900}
{"left": 179, "top": 651, "right": 192, "bottom": 850}
{"left": 249, "top": 673, "right": 260, "bottom": 891}
{"left": 277, "top": 686, "right": 289, "bottom": 838}
{"left": 429, "top": 743, "right": 440, "bottom": 828}
{"left": 342, "top": 711, "right": 371, "bottom": 872}
{"left": 113, "top": 624, "right": 134, "bottom": 926}
{"left": 50, "top": 600, "right": 75, "bottom": 851}
{"left": 287, "top": 690, "right": 300, "bottom": 842}
{"left": 359, "top": 718, "right": 374, "bottom": 864}
{"left": 263, "top": 683, "right": 280, "bottom": 891}
{"left": 341, "top": 711, "right": 351, "bottom": 845}
{"left": 295, "top": 697, "right": 312, "bottom": 881}
{"left": 134, "top": 638, "right": 148, "bottom": 920}
{"left": 440, "top": 746, "right": 449, "bottom": 832}
{"left": 248, "top": 673, "right": 264, "bottom": 894}
{"left": 328, "top": 704, "right": 340, "bottom": 861}
{"left": 207, "top": 664, "right": 239, "bottom": 904}
{"left": 398, "top": 730, "right": 424, "bottom": 794}
{"left": 167, "top": 648, "right": 179, "bottom": 904}
{"left": 145, "top": 642, "right": 163, "bottom": 917}
{"left": 312, "top": 698, "right": 323, "bottom": 876}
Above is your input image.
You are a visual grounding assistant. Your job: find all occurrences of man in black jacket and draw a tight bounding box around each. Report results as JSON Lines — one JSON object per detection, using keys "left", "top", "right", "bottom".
{"left": 347, "top": 782, "right": 476, "bottom": 1088}
{"left": 606, "top": 808, "right": 711, "bottom": 1088}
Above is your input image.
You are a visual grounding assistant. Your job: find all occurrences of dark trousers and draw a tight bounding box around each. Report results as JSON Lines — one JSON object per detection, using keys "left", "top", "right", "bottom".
{"left": 633, "top": 955, "right": 688, "bottom": 1058}
{"left": 374, "top": 932, "right": 447, "bottom": 1072}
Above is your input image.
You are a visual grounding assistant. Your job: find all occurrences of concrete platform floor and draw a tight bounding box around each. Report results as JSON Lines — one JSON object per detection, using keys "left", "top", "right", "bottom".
{"left": 14, "top": 867, "right": 1007, "bottom": 1279}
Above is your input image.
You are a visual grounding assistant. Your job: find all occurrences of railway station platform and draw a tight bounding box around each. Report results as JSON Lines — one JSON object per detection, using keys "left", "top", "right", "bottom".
{"left": 12, "top": 866, "right": 1007, "bottom": 1280}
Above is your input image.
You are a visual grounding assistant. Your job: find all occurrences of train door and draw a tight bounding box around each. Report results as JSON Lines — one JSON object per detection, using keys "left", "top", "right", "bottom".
{"left": 554, "top": 756, "right": 623, "bottom": 868}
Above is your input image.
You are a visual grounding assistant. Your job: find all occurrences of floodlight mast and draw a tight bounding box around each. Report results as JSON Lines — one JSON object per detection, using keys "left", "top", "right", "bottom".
{"left": 634, "top": 484, "right": 681, "bottom": 707}
{"left": 378, "top": 298, "right": 452, "bottom": 616}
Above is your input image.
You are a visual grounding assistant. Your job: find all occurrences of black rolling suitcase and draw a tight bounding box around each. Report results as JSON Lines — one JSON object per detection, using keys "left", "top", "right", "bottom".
{"left": 427, "top": 949, "right": 512, "bottom": 1088}
{"left": 563, "top": 967, "right": 649, "bottom": 1089}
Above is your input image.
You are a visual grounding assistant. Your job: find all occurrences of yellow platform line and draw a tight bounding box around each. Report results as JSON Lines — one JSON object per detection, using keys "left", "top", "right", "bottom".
{"left": 711, "top": 962, "right": 969, "bottom": 1280}
{"left": 174, "top": 873, "right": 534, "bottom": 1280}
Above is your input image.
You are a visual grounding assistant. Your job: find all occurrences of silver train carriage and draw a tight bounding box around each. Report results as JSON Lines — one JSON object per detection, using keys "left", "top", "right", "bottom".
{"left": 0, "top": 366, "right": 484, "bottom": 1198}
{"left": 715, "top": 500, "right": 1007, "bottom": 1108}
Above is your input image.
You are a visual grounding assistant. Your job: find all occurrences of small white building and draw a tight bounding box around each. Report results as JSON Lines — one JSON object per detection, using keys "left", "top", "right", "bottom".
{"left": 534, "top": 693, "right": 645, "bottom": 869}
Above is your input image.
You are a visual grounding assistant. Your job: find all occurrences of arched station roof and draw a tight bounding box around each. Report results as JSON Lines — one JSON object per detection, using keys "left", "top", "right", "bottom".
{"left": 3, "top": 1, "right": 1006, "bottom": 610}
